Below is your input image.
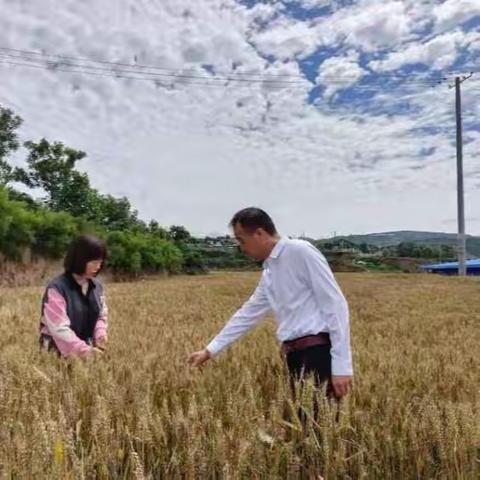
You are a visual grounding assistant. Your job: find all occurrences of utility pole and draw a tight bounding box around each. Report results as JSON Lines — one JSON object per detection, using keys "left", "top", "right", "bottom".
{"left": 452, "top": 73, "right": 473, "bottom": 276}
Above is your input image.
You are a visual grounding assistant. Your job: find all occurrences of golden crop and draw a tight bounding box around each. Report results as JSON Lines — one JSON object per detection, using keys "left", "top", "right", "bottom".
{"left": 0, "top": 272, "right": 479, "bottom": 479}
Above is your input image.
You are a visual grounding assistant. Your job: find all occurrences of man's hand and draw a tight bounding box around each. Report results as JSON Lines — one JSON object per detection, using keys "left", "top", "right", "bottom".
{"left": 188, "top": 349, "right": 212, "bottom": 367}
{"left": 331, "top": 375, "right": 353, "bottom": 399}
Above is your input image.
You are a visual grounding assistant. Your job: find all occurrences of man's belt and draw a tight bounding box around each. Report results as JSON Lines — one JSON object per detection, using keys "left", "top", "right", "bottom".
{"left": 282, "top": 332, "right": 330, "bottom": 355}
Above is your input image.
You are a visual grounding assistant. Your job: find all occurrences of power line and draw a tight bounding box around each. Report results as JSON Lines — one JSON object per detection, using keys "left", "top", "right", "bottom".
{"left": 0, "top": 46, "right": 462, "bottom": 85}
{"left": 0, "top": 53, "right": 307, "bottom": 85}
{"left": 1, "top": 47, "right": 474, "bottom": 100}
{"left": 0, "top": 56, "right": 447, "bottom": 92}
{"left": 0, "top": 46, "right": 456, "bottom": 78}
{"left": 0, "top": 46, "right": 309, "bottom": 78}
{"left": 0, "top": 59, "right": 307, "bottom": 90}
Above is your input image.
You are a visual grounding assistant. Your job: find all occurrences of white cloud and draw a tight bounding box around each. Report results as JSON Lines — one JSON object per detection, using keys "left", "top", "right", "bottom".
{"left": 0, "top": 0, "right": 479, "bottom": 237}
{"left": 244, "top": 2, "right": 278, "bottom": 24}
{"left": 370, "top": 30, "right": 479, "bottom": 71}
{"left": 250, "top": 0, "right": 420, "bottom": 62}
{"left": 320, "top": 0, "right": 415, "bottom": 52}
{"left": 252, "top": 17, "right": 323, "bottom": 61}
{"left": 433, "top": 0, "right": 480, "bottom": 32}
{"left": 317, "top": 53, "right": 365, "bottom": 97}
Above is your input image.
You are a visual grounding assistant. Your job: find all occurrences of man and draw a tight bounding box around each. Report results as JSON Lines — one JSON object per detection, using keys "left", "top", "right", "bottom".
{"left": 189, "top": 208, "right": 353, "bottom": 400}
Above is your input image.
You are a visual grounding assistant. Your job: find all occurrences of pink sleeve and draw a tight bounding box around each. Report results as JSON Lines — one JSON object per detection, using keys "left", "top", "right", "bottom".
{"left": 43, "top": 288, "right": 91, "bottom": 358}
{"left": 94, "top": 292, "right": 108, "bottom": 343}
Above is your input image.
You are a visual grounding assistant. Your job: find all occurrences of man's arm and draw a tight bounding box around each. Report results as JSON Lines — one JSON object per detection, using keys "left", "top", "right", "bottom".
{"left": 300, "top": 243, "right": 353, "bottom": 388}
{"left": 189, "top": 274, "right": 271, "bottom": 366}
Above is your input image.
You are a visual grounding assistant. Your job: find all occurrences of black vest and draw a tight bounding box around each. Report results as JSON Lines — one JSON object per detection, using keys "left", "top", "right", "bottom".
{"left": 41, "top": 273, "right": 104, "bottom": 342}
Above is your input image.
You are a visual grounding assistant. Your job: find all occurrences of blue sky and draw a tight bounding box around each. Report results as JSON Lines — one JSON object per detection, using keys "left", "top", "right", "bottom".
{"left": 0, "top": 0, "right": 479, "bottom": 236}
{"left": 247, "top": 0, "right": 480, "bottom": 111}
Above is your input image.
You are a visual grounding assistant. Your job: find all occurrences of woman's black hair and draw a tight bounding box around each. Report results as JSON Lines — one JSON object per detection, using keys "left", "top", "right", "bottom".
{"left": 64, "top": 235, "right": 107, "bottom": 275}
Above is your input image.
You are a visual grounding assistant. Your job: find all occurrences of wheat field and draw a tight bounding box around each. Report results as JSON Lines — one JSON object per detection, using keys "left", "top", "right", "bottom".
{"left": 0, "top": 272, "right": 479, "bottom": 479}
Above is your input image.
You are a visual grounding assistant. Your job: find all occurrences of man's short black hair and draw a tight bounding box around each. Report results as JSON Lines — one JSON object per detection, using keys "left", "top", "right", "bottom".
{"left": 64, "top": 235, "right": 107, "bottom": 275}
{"left": 229, "top": 207, "right": 277, "bottom": 235}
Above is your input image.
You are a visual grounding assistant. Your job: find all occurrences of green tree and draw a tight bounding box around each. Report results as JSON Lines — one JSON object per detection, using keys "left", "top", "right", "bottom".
{"left": 31, "top": 209, "right": 79, "bottom": 259}
{"left": 148, "top": 220, "right": 168, "bottom": 239}
{"left": 106, "top": 231, "right": 183, "bottom": 275}
{"left": 418, "top": 245, "right": 434, "bottom": 258}
{"left": 176, "top": 243, "right": 207, "bottom": 274}
{"left": 89, "top": 191, "right": 145, "bottom": 231}
{"left": 440, "top": 244, "right": 455, "bottom": 260}
{"left": 5, "top": 187, "right": 39, "bottom": 210}
{"left": 14, "top": 139, "right": 92, "bottom": 216}
{"left": 397, "top": 242, "right": 416, "bottom": 257}
{"left": 168, "top": 225, "right": 191, "bottom": 243}
{"left": 14, "top": 139, "right": 144, "bottom": 232}
{"left": 0, "top": 187, "right": 36, "bottom": 260}
{"left": 0, "top": 106, "right": 23, "bottom": 185}
{"left": 358, "top": 242, "right": 370, "bottom": 253}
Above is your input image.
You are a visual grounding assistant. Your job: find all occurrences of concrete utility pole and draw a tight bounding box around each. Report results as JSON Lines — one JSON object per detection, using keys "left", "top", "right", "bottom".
{"left": 452, "top": 73, "right": 473, "bottom": 276}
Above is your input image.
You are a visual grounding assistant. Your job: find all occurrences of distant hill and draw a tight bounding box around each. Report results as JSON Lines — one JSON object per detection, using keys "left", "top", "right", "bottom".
{"left": 322, "top": 231, "right": 480, "bottom": 257}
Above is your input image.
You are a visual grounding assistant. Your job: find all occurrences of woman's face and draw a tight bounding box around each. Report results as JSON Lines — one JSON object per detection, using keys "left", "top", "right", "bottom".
{"left": 84, "top": 259, "right": 103, "bottom": 278}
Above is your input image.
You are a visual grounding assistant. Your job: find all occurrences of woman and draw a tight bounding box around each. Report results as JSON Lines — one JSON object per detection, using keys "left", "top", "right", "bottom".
{"left": 39, "top": 234, "right": 108, "bottom": 358}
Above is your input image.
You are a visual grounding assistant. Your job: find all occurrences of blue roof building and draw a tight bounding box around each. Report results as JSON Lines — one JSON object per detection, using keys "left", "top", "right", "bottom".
{"left": 420, "top": 259, "right": 480, "bottom": 276}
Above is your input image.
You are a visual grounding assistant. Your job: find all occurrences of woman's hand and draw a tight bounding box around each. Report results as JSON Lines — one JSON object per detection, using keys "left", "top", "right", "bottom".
{"left": 94, "top": 337, "right": 107, "bottom": 351}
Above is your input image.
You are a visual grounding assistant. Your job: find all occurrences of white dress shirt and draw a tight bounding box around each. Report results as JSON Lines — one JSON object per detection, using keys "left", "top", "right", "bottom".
{"left": 206, "top": 238, "right": 353, "bottom": 376}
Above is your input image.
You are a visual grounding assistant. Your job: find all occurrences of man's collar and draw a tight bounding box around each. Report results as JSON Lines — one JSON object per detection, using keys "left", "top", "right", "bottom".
{"left": 267, "top": 237, "right": 287, "bottom": 260}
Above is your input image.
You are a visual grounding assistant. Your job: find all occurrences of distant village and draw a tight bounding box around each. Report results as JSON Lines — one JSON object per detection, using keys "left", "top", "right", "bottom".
{"left": 187, "top": 234, "right": 464, "bottom": 274}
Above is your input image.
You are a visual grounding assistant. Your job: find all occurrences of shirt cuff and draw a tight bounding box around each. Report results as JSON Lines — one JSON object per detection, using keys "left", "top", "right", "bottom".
{"left": 94, "top": 327, "right": 107, "bottom": 342}
{"left": 78, "top": 345, "right": 93, "bottom": 359}
{"left": 206, "top": 339, "right": 224, "bottom": 357}
{"left": 331, "top": 357, "right": 354, "bottom": 376}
